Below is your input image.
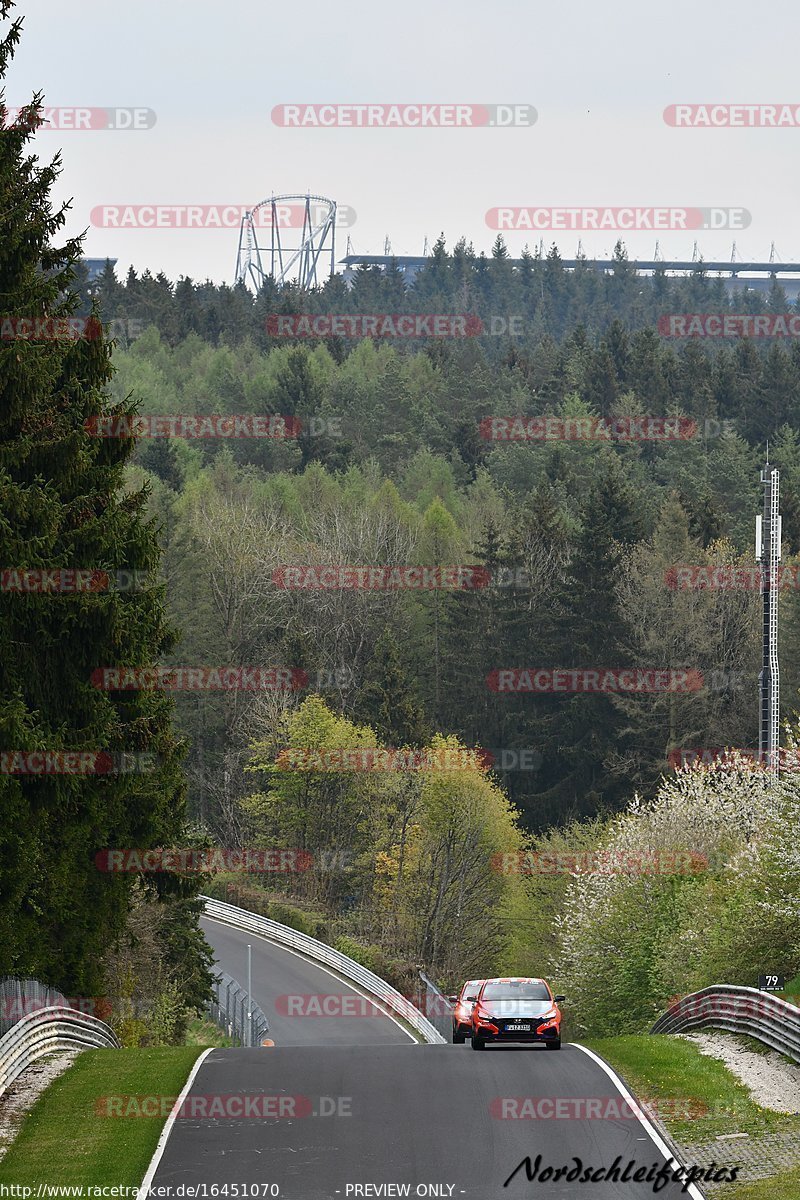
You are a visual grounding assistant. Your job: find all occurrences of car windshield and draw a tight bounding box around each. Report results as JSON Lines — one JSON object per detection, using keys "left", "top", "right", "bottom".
{"left": 481, "top": 982, "right": 551, "bottom": 1002}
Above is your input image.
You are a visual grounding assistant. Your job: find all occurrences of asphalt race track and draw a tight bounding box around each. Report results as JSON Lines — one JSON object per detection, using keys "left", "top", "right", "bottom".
{"left": 148, "top": 916, "right": 708, "bottom": 1198}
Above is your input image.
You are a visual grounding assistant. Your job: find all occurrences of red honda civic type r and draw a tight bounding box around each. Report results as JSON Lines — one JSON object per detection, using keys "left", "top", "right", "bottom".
{"left": 469, "top": 976, "right": 565, "bottom": 1050}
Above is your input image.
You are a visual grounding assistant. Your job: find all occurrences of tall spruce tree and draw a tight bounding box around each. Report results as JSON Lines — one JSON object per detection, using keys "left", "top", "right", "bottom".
{"left": 353, "top": 628, "right": 428, "bottom": 747}
{"left": 0, "top": 3, "right": 186, "bottom": 991}
{"left": 529, "top": 459, "right": 643, "bottom": 823}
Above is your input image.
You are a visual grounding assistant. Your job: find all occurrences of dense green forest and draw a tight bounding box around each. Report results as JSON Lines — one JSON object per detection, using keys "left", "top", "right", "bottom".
{"left": 77, "top": 251, "right": 800, "bottom": 1020}
{"left": 77, "top": 255, "right": 800, "bottom": 836}
{"left": 5, "top": 0, "right": 800, "bottom": 1027}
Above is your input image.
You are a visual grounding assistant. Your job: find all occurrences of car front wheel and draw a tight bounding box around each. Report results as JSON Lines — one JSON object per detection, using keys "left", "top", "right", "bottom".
{"left": 471, "top": 1034, "right": 485, "bottom": 1051}
{"left": 545, "top": 1038, "right": 561, "bottom": 1050}
{"left": 452, "top": 1024, "right": 466, "bottom": 1043}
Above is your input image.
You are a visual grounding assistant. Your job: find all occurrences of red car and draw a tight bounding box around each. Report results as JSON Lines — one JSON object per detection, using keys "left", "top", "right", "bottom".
{"left": 449, "top": 979, "right": 485, "bottom": 1043}
{"left": 470, "top": 976, "right": 565, "bottom": 1050}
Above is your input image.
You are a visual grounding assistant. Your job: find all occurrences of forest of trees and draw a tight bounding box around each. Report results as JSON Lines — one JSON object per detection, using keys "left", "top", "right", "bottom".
{"left": 75, "top": 245, "right": 800, "bottom": 1007}
{"left": 96, "top": 304, "right": 800, "bottom": 835}
{"left": 5, "top": 0, "right": 800, "bottom": 1029}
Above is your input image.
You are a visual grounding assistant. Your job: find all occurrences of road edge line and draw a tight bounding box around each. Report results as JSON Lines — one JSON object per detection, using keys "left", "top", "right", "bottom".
{"left": 572, "top": 1043, "right": 707, "bottom": 1199}
{"left": 138, "top": 1047, "right": 214, "bottom": 1195}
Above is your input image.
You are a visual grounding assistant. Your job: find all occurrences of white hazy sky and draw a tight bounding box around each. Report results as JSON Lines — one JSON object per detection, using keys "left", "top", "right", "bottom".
{"left": 7, "top": 0, "right": 800, "bottom": 284}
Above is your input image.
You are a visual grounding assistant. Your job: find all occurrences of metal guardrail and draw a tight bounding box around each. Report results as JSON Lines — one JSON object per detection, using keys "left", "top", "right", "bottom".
{"left": 208, "top": 970, "right": 270, "bottom": 1047}
{"left": 201, "top": 896, "right": 447, "bottom": 1044}
{"left": 417, "top": 970, "right": 454, "bottom": 1041}
{"left": 651, "top": 986, "right": 800, "bottom": 1063}
{"left": 0, "top": 1005, "right": 120, "bottom": 1098}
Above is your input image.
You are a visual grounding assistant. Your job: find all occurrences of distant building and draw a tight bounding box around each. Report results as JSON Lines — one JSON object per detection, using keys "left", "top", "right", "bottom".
{"left": 339, "top": 254, "right": 800, "bottom": 300}
{"left": 82, "top": 258, "right": 118, "bottom": 289}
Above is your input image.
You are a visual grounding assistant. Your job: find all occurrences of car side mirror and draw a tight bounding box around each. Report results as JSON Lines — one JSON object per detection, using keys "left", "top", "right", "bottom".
{"left": 447, "top": 995, "right": 458, "bottom": 1004}
{"left": 465, "top": 995, "right": 478, "bottom": 1003}
{"left": 554, "top": 995, "right": 566, "bottom": 1003}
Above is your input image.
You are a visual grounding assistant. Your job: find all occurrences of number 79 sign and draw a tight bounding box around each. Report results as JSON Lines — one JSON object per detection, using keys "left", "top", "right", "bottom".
{"left": 758, "top": 974, "right": 785, "bottom": 991}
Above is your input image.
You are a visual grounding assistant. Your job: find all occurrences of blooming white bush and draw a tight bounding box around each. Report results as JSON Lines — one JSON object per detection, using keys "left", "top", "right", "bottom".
{"left": 552, "top": 756, "right": 800, "bottom": 1034}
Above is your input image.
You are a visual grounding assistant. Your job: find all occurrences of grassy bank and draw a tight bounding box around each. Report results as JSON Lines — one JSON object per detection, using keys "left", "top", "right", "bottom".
{"left": 0, "top": 1048, "right": 204, "bottom": 1186}
{"left": 583, "top": 1035, "right": 800, "bottom": 1197}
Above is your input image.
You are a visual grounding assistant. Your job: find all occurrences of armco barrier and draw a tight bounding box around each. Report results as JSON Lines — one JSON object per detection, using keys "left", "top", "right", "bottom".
{"left": 201, "top": 896, "right": 447, "bottom": 1044}
{"left": 0, "top": 1005, "right": 120, "bottom": 1098}
{"left": 417, "top": 969, "right": 454, "bottom": 1040}
{"left": 651, "top": 986, "right": 800, "bottom": 1062}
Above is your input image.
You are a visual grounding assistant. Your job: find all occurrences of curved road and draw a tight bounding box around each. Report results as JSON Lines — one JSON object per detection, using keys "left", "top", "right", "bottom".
{"left": 147, "top": 915, "right": 706, "bottom": 1199}
{"left": 199, "top": 915, "right": 411, "bottom": 1047}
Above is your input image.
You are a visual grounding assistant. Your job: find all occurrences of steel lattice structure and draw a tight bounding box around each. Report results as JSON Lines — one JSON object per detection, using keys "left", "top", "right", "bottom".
{"left": 757, "top": 464, "right": 781, "bottom": 772}
{"left": 235, "top": 194, "right": 337, "bottom": 291}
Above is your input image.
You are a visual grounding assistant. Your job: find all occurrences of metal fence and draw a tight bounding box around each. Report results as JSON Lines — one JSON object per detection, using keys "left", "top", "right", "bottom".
{"left": 651, "top": 985, "right": 800, "bottom": 1063}
{"left": 207, "top": 970, "right": 270, "bottom": 1047}
{"left": 417, "top": 970, "right": 454, "bottom": 1041}
{"left": 202, "top": 896, "right": 446, "bottom": 1044}
{"left": 0, "top": 978, "right": 69, "bottom": 1037}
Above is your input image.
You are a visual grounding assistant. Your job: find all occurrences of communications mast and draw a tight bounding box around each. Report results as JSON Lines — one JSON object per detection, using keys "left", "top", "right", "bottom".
{"left": 756, "top": 463, "right": 781, "bottom": 771}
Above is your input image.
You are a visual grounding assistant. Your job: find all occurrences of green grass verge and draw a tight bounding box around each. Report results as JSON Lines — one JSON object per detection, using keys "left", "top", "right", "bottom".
{"left": 0, "top": 1047, "right": 204, "bottom": 1186}
{"left": 184, "top": 1015, "right": 234, "bottom": 1047}
{"left": 582, "top": 1035, "right": 800, "bottom": 1144}
{"left": 583, "top": 1036, "right": 800, "bottom": 1196}
{"left": 724, "top": 1165, "right": 800, "bottom": 1198}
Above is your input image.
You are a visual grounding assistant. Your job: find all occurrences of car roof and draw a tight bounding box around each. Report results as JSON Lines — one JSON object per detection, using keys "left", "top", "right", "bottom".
{"left": 481, "top": 977, "right": 546, "bottom": 985}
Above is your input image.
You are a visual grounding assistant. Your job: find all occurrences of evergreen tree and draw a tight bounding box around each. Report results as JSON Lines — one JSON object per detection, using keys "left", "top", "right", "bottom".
{"left": 529, "top": 461, "right": 643, "bottom": 822}
{"left": 353, "top": 629, "right": 428, "bottom": 747}
{"left": 0, "top": 3, "right": 187, "bottom": 991}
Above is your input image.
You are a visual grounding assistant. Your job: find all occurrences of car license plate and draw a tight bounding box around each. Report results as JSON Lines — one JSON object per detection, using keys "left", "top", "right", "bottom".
{"left": 506, "top": 1022, "right": 531, "bottom": 1031}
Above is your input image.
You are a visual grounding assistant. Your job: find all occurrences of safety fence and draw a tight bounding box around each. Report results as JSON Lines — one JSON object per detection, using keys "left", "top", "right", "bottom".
{"left": 207, "top": 970, "right": 270, "bottom": 1047}
{"left": 0, "top": 977, "right": 69, "bottom": 1037}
